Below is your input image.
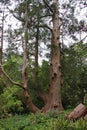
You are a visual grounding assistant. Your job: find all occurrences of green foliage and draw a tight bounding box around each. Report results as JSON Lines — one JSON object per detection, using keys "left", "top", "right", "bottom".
{"left": 84, "top": 94, "right": 87, "bottom": 107}
{"left": 0, "top": 86, "right": 23, "bottom": 116}
{"left": 38, "top": 60, "right": 50, "bottom": 91}
{"left": 0, "top": 112, "right": 87, "bottom": 130}
{"left": 24, "top": 60, "right": 50, "bottom": 109}
{"left": 62, "top": 42, "right": 87, "bottom": 108}
{"left": 3, "top": 53, "right": 23, "bottom": 82}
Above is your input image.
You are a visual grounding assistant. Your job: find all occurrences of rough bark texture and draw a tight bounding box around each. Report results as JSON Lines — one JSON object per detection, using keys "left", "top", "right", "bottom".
{"left": 42, "top": 0, "right": 63, "bottom": 113}
{"left": 68, "top": 103, "right": 87, "bottom": 120}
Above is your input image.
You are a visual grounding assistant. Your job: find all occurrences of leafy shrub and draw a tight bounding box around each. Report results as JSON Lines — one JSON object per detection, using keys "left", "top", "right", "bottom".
{"left": 0, "top": 112, "right": 87, "bottom": 130}
{"left": 0, "top": 86, "right": 23, "bottom": 116}
{"left": 84, "top": 94, "right": 87, "bottom": 107}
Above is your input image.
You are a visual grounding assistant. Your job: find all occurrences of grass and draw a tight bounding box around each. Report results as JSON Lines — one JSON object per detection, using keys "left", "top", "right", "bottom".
{"left": 0, "top": 111, "right": 87, "bottom": 130}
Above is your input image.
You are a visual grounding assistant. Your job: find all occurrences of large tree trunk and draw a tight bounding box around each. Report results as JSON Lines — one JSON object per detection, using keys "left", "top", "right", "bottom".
{"left": 42, "top": 0, "right": 63, "bottom": 113}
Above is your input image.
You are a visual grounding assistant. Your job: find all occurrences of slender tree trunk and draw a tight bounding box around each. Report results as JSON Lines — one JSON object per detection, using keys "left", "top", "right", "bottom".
{"left": 22, "top": 1, "right": 39, "bottom": 113}
{"left": 0, "top": 11, "right": 4, "bottom": 76}
{"left": 34, "top": 24, "right": 39, "bottom": 86}
{"left": 42, "top": 0, "right": 63, "bottom": 113}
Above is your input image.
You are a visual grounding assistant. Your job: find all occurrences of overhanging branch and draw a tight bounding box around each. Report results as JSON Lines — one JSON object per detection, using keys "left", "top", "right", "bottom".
{"left": 0, "top": 64, "right": 24, "bottom": 89}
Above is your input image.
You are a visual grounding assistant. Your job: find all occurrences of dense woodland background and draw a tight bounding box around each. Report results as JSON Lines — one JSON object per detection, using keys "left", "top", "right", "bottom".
{"left": 0, "top": 0, "right": 87, "bottom": 116}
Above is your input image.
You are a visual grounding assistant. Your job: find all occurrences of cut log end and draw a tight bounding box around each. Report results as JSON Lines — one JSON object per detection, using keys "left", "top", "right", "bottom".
{"left": 67, "top": 103, "right": 87, "bottom": 120}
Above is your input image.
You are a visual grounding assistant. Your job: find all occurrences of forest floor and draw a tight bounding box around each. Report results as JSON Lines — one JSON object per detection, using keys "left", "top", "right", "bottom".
{"left": 0, "top": 111, "right": 87, "bottom": 130}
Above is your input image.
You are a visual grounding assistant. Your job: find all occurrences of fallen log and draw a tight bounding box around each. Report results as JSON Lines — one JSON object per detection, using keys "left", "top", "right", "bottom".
{"left": 67, "top": 103, "right": 87, "bottom": 120}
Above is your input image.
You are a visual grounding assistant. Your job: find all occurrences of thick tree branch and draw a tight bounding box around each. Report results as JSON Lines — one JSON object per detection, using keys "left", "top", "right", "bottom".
{"left": 0, "top": 64, "right": 23, "bottom": 89}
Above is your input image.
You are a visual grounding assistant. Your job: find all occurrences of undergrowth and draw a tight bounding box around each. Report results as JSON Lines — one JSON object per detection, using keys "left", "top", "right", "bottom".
{"left": 0, "top": 111, "right": 87, "bottom": 130}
